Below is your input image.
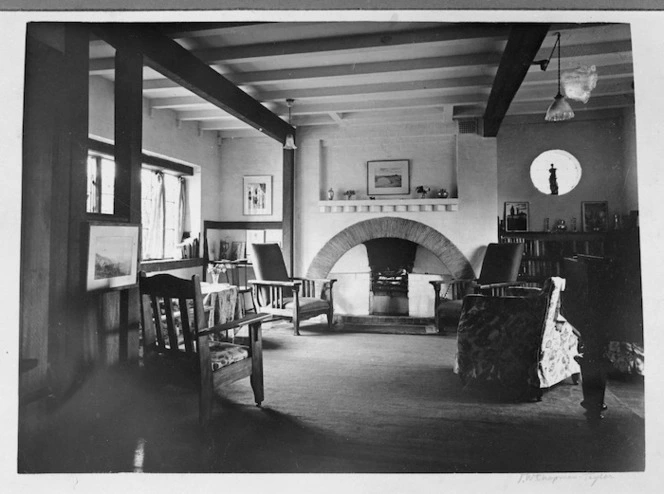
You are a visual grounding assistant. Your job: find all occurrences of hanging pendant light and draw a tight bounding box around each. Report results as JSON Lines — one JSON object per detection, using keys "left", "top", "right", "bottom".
{"left": 283, "top": 98, "right": 297, "bottom": 150}
{"left": 544, "top": 32, "right": 574, "bottom": 122}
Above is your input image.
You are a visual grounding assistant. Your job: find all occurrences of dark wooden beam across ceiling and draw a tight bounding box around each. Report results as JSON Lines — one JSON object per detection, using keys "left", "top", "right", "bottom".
{"left": 92, "top": 23, "right": 294, "bottom": 143}
{"left": 483, "top": 23, "right": 550, "bottom": 138}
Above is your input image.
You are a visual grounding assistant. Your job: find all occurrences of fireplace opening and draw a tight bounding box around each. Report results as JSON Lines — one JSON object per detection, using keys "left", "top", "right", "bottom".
{"left": 365, "top": 238, "right": 417, "bottom": 315}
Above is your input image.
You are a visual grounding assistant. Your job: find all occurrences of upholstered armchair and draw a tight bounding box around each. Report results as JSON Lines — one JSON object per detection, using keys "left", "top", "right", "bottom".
{"left": 430, "top": 242, "right": 525, "bottom": 333}
{"left": 250, "top": 243, "right": 336, "bottom": 336}
{"left": 455, "top": 277, "right": 581, "bottom": 401}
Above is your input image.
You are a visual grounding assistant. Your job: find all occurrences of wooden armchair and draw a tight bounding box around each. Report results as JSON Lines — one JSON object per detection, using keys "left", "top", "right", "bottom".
{"left": 249, "top": 243, "right": 336, "bottom": 336}
{"left": 430, "top": 242, "right": 525, "bottom": 333}
{"left": 138, "top": 271, "right": 270, "bottom": 427}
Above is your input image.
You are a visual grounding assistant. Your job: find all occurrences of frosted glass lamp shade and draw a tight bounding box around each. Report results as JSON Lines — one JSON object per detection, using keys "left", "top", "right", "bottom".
{"left": 545, "top": 93, "right": 575, "bottom": 122}
{"left": 283, "top": 134, "right": 297, "bottom": 150}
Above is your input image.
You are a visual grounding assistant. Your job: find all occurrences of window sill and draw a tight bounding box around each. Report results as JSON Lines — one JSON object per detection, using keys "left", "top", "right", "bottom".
{"left": 140, "top": 257, "right": 206, "bottom": 273}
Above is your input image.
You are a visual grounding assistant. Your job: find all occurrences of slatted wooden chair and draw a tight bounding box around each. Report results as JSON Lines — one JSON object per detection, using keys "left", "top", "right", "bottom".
{"left": 249, "top": 243, "right": 336, "bottom": 336}
{"left": 138, "top": 271, "right": 270, "bottom": 427}
{"left": 430, "top": 242, "right": 525, "bottom": 333}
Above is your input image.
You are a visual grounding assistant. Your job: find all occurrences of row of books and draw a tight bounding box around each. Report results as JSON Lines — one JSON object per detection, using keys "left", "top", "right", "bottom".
{"left": 502, "top": 236, "right": 604, "bottom": 258}
{"left": 519, "top": 259, "right": 563, "bottom": 279}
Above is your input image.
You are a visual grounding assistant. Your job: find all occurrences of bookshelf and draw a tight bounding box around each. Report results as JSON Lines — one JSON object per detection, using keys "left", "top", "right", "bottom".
{"left": 499, "top": 231, "right": 607, "bottom": 285}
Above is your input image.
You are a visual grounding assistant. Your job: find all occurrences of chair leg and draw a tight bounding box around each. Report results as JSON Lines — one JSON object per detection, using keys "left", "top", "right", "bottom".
{"left": 292, "top": 311, "right": 300, "bottom": 336}
{"left": 250, "top": 321, "right": 264, "bottom": 405}
{"left": 327, "top": 308, "right": 334, "bottom": 330}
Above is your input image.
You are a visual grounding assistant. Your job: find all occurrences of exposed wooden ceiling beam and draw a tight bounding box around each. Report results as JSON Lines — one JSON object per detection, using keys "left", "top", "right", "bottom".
{"left": 91, "top": 23, "right": 293, "bottom": 143}
{"left": 483, "top": 23, "right": 551, "bottom": 137}
{"left": 174, "top": 96, "right": 452, "bottom": 121}
{"left": 148, "top": 22, "right": 270, "bottom": 37}
{"left": 89, "top": 24, "right": 512, "bottom": 73}
{"left": 150, "top": 91, "right": 487, "bottom": 112}
{"left": 138, "top": 52, "right": 502, "bottom": 90}
{"left": 456, "top": 93, "right": 635, "bottom": 118}
{"left": 257, "top": 75, "right": 494, "bottom": 102}
{"left": 194, "top": 24, "right": 512, "bottom": 64}
{"left": 512, "top": 77, "right": 634, "bottom": 103}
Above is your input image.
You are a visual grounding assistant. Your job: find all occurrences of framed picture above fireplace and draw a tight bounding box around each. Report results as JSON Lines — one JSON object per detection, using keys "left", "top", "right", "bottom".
{"left": 367, "top": 160, "right": 410, "bottom": 195}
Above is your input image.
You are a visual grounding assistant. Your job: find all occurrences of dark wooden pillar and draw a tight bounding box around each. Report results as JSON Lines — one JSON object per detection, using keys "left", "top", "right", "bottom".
{"left": 114, "top": 47, "right": 144, "bottom": 362}
{"left": 283, "top": 147, "right": 295, "bottom": 274}
{"left": 20, "top": 24, "right": 90, "bottom": 402}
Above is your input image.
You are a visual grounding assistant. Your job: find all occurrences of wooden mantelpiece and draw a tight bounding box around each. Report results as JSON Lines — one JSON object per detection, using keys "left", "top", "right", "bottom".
{"left": 318, "top": 198, "right": 459, "bottom": 213}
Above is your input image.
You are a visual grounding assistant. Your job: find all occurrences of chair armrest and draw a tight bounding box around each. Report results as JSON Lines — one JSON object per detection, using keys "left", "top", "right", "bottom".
{"left": 431, "top": 278, "right": 475, "bottom": 300}
{"left": 293, "top": 277, "right": 337, "bottom": 299}
{"left": 505, "top": 285, "right": 542, "bottom": 297}
{"left": 199, "top": 313, "right": 271, "bottom": 337}
{"left": 248, "top": 279, "right": 302, "bottom": 288}
{"left": 475, "top": 280, "right": 522, "bottom": 290}
{"left": 475, "top": 281, "right": 525, "bottom": 297}
{"left": 430, "top": 278, "right": 474, "bottom": 288}
{"left": 294, "top": 277, "right": 337, "bottom": 286}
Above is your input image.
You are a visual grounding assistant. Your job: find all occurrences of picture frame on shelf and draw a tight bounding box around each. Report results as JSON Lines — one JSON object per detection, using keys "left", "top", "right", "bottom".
{"left": 243, "top": 175, "right": 272, "bottom": 215}
{"left": 504, "top": 201, "right": 529, "bottom": 232}
{"left": 367, "top": 159, "right": 410, "bottom": 195}
{"left": 582, "top": 201, "right": 609, "bottom": 232}
{"left": 85, "top": 222, "right": 140, "bottom": 291}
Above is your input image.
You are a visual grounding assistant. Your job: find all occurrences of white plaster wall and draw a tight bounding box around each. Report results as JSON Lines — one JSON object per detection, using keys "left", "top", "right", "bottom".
{"left": 320, "top": 132, "right": 457, "bottom": 201}
{"left": 218, "top": 136, "right": 283, "bottom": 221}
{"left": 498, "top": 113, "right": 634, "bottom": 232}
{"left": 88, "top": 75, "right": 223, "bottom": 232}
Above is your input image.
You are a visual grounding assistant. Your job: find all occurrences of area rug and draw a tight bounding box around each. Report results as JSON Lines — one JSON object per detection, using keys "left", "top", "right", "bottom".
{"left": 19, "top": 321, "right": 645, "bottom": 474}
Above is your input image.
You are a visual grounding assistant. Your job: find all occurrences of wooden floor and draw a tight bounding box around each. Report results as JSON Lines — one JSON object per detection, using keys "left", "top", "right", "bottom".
{"left": 18, "top": 321, "right": 645, "bottom": 475}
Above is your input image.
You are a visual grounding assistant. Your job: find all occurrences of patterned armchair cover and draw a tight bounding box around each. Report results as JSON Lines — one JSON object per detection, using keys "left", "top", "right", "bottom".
{"left": 455, "top": 277, "right": 581, "bottom": 400}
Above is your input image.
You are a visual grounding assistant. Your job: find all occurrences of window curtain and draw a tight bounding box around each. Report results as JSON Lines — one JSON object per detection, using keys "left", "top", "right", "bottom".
{"left": 145, "top": 171, "right": 165, "bottom": 259}
{"left": 177, "top": 176, "right": 187, "bottom": 244}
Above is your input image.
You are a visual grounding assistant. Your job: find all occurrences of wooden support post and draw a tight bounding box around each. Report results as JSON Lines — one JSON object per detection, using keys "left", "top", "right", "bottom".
{"left": 114, "top": 47, "right": 144, "bottom": 363}
{"left": 283, "top": 147, "right": 295, "bottom": 275}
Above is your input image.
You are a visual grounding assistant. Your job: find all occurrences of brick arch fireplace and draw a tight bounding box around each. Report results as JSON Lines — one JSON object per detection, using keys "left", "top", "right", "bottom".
{"left": 305, "top": 217, "right": 473, "bottom": 280}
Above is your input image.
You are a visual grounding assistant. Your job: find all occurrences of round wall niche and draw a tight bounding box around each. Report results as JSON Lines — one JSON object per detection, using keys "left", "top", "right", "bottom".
{"left": 530, "top": 149, "right": 582, "bottom": 196}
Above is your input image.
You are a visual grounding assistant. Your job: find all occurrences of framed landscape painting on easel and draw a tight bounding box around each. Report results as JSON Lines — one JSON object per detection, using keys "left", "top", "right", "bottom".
{"left": 85, "top": 222, "right": 140, "bottom": 291}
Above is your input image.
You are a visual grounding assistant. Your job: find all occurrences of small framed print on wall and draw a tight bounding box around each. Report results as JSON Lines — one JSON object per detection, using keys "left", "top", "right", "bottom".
{"left": 504, "top": 201, "right": 530, "bottom": 232}
{"left": 367, "top": 160, "right": 410, "bottom": 195}
{"left": 243, "top": 175, "right": 272, "bottom": 216}
{"left": 582, "top": 201, "right": 609, "bottom": 232}
{"left": 86, "top": 222, "right": 140, "bottom": 291}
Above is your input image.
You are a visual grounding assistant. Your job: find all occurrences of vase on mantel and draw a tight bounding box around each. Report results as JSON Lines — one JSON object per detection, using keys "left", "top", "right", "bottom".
{"left": 327, "top": 188, "right": 334, "bottom": 200}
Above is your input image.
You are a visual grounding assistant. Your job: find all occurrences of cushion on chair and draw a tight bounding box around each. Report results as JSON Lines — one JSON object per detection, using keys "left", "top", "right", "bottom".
{"left": 283, "top": 297, "right": 330, "bottom": 313}
{"left": 208, "top": 341, "right": 249, "bottom": 371}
